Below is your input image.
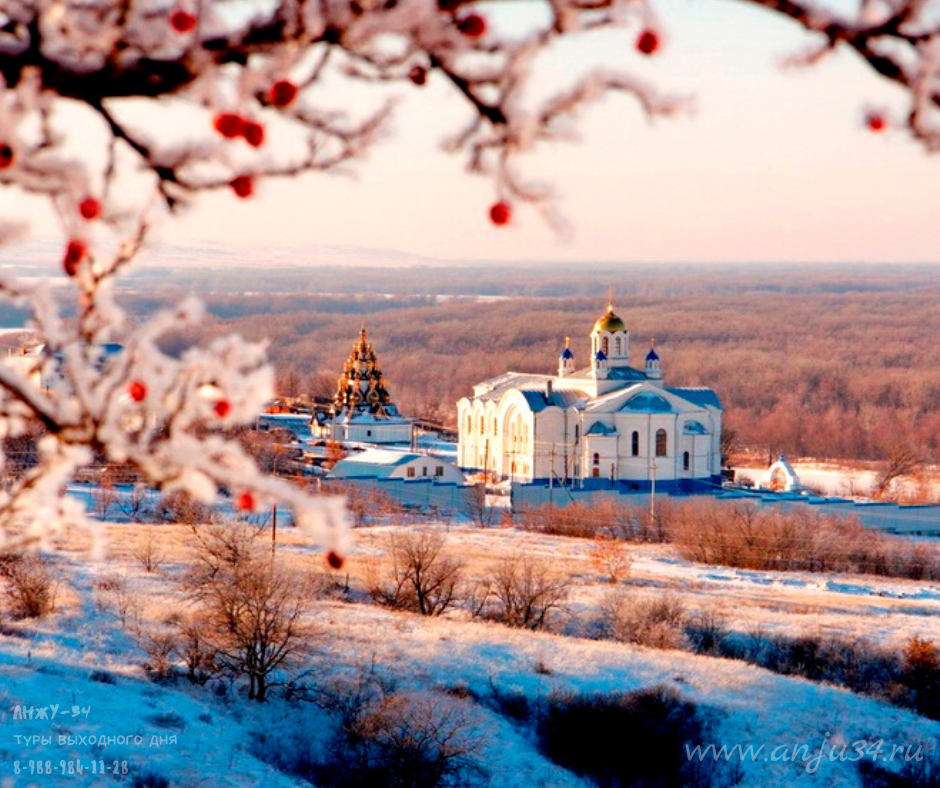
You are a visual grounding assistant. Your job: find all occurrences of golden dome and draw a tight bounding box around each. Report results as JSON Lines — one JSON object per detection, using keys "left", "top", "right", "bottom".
{"left": 593, "top": 304, "right": 626, "bottom": 333}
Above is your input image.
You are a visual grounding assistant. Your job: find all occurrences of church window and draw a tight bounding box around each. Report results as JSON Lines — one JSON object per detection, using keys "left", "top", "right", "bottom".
{"left": 593, "top": 452, "right": 600, "bottom": 466}
{"left": 615, "top": 337, "right": 622, "bottom": 356}
{"left": 592, "top": 467, "right": 600, "bottom": 478}
{"left": 407, "top": 467, "right": 415, "bottom": 478}
{"left": 602, "top": 337, "right": 609, "bottom": 355}
{"left": 466, "top": 415, "right": 471, "bottom": 434}
{"left": 422, "top": 466, "right": 428, "bottom": 476}
{"left": 493, "top": 419, "right": 498, "bottom": 436}
{"left": 631, "top": 431, "right": 639, "bottom": 456}
{"left": 575, "top": 425, "right": 580, "bottom": 443}
{"left": 435, "top": 466, "right": 444, "bottom": 477}
{"left": 479, "top": 417, "right": 484, "bottom": 435}
{"left": 656, "top": 429, "right": 668, "bottom": 457}
{"left": 366, "top": 430, "right": 372, "bottom": 437}
{"left": 683, "top": 451, "right": 690, "bottom": 471}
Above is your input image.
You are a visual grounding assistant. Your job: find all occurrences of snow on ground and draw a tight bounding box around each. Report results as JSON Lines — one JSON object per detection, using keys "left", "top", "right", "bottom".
{"left": 0, "top": 553, "right": 300, "bottom": 788}
{"left": 343, "top": 526, "right": 940, "bottom": 647}
{"left": 309, "top": 600, "right": 938, "bottom": 788}
{"left": 2, "top": 522, "right": 939, "bottom": 787}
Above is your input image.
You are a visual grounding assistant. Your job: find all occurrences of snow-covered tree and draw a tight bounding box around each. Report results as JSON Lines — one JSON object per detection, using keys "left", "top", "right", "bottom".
{"left": 0, "top": 0, "right": 937, "bottom": 555}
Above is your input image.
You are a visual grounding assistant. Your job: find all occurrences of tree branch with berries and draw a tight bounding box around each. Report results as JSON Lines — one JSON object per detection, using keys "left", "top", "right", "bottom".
{"left": 0, "top": 0, "right": 937, "bottom": 556}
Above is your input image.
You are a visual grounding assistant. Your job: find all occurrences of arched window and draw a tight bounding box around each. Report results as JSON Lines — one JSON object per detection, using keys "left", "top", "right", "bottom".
{"left": 466, "top": 415, "right": 471, "bottom": 434}
{"left": 493, "top": 419, "right": 498, "bottom": 436}
{"left": 592, "top": 467, "right": 600, "bottom": 478}
{"left": 593, "top": 452, "right": 600, "bottom": 466}
{"left": 655, "top": 429, "right": 668, "bottom": 457}
{"left": 602, "top": 337, "right": 609, "bottom": 355}
{"left": 575, "top": 425, "right": 580, "bottom": 443}
{"left": 615, "top": 336, "right": 622, "bottom": 356}
{"left": 631, "top": 431, "right": 639, "bottom": 456}
{"left": 683, "top": 451, "right": 690, "bottom": 471}
{"left": 479, "top": 417, "right": 484, "bottom": 435}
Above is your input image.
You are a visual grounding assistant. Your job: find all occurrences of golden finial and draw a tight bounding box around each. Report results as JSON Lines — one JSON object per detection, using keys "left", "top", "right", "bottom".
{"left": 564, "top": 336, "right": 570, "bottom": 349}
{"left": 607, "top": 285, "right": 615, "bottom": 311}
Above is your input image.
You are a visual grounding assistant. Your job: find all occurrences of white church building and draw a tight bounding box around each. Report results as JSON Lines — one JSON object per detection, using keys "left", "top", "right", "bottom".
{"left": 457, "top": 301, "right": 723, "bottom": 493}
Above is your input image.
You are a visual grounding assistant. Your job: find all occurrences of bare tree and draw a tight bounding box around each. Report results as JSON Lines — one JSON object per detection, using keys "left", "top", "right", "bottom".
{"left": 276, "top": 368, "right": 304, "bottom": 401}
{"left": 488, "top": 554, "right": 570, "bottom": 630}
{"left": 185, "top": 524, "right": 315, "bottom": 701}
{"left": 371, "top": 531, "right": 464, "bottom": 616}
{"left": 465, "top": 484, "right": 497, "bottom": 529}
{"left": 117, "top": 484, "right": 154, "bottom": 523}
{"left": 132, "top": 524, "right": 167, "bottom": 573}
{"left": 873, "top": 443, "right": 924, "bottom": 500}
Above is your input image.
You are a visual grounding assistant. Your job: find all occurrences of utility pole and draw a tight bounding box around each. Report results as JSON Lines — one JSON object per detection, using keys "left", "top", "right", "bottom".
{"left": 549, "top": 443, "right": 555, "bottom": 524}
{"left": 483, "top": 439, "right": 490, "bottom": 485}
{"left": 650, "top": 459, "right": 657, "bottom": 523}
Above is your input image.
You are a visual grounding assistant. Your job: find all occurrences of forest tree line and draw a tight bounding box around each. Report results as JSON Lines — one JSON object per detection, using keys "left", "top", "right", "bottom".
{"left": 112, "top": 263, "right": 940, "bottom": 465}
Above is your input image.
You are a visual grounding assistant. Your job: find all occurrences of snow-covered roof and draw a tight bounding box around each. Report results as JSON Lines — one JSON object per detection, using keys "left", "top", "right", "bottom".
{"left": 517, "top": 387, "right": 589, "bottom": 413}
{"left": 622, "top": 392, "right": 674, "bottom": 413}
{"left": 338, "top": 448, "right": 420, "bottom": 467}
{"left": 666, "top": 387, "right": 722, "bottom": 409}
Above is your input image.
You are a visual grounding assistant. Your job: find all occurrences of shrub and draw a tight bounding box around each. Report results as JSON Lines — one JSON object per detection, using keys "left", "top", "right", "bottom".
{"left": 590, "top": 537, "right": 632, "bottom": 583}
{"left": 685, "top": 607, "right": 729, "bottom": 655}
{"left": 536, "top": 686, "right": 705, "bottom": 788}
{"left": 144, "top": 630, "right": 178, "bottom": 682}
{"left": 483, "top": 553, "right": 570, "bottom": 630}
{"left": 0, "top": 554, "right": 59, "bottom": 619}
{"left": 131, "top": 768, "right": 170, "bottom": 788}
{"left": 319, "top": 691, "right": 486, "bottom": 788}
{"left": 602, "top": 592, "right": 688, "bottom": 650}
{"left": 157, "top": 490, "right": 213, "bottom": 525}
{"left": 901, "top": 637, "right": 940, "bottom": 718}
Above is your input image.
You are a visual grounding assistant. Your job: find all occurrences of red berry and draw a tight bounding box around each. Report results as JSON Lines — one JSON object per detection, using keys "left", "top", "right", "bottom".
{"left": 0, "top": 144, "right": 13, "bottom": 169}
{"left": 79, "top": 197, "right": 102, "bottom": 221}
{"left": 128, "top": 380, "right": 147, "bottom": 402}
{"left": 408, "top": 65, "right": 427, "bottom": 86}
{"left": 242, "top": 120, "right": 265, "bottom": 148}
{"left": 236, "top": 492, "right": 255, "bottom": 512}
{"left": 268, "top": 80, "right": 298, "bottom": 108}
{"left": 636, "top": 29, "right": 659, "bottom": 55}
{"left": 489, "top": 201, "right": 511, "bottom": 226}
{"left": 170, "top": 9, "right": 196, "bottom": 32}
{"left": 457, "top": 14, "right": 486, "bottom": 37}
{"left": 63, "top": 240, "right": 86, "bottom": 276}
{"left": 214, "top": 399, "right": 232, "bottom": 418}
{"left": 230, "top": 175, "right": 254, "bottom": 199}
{"left": 213, "top": 113, "right": 244, "bottom": 139}
{"left": 867, "top": 113, "right": 886, "bottom": 133}
{"left": 326, "top": 551, "right": 344, "bottom": 570}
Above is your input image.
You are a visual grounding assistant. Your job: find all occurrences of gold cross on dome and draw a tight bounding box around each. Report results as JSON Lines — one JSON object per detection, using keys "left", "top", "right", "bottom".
{"left": 607, "top": 286, "right": 615, "bottom": 310}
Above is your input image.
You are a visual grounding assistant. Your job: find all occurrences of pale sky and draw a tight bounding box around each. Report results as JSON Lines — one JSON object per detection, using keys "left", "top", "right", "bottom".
{"left": 4, "top": 0, "right": 939, "bottom": 264}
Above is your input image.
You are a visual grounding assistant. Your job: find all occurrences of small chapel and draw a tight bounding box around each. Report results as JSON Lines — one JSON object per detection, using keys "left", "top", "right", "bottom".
{"left": 457, "top": 300, "right": 723, "bottom": 492}
{"left": 327, "top": 327, "right": 413, "bottom": 444}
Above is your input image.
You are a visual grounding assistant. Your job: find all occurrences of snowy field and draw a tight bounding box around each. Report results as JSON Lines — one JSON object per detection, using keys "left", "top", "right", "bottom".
{"left": 1, "top": 521, "right": 938, "bottom": 787}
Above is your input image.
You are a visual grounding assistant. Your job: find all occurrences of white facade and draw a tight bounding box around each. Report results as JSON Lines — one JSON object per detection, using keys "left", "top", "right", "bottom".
{"left": 330, "top": 448, "right": 465, "bottom": 483}
{"left": 330, "top": 413, "right": 413, "bottom": 444}
{"left": 457, "top": 303, "right": 723, "bottom": 492}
